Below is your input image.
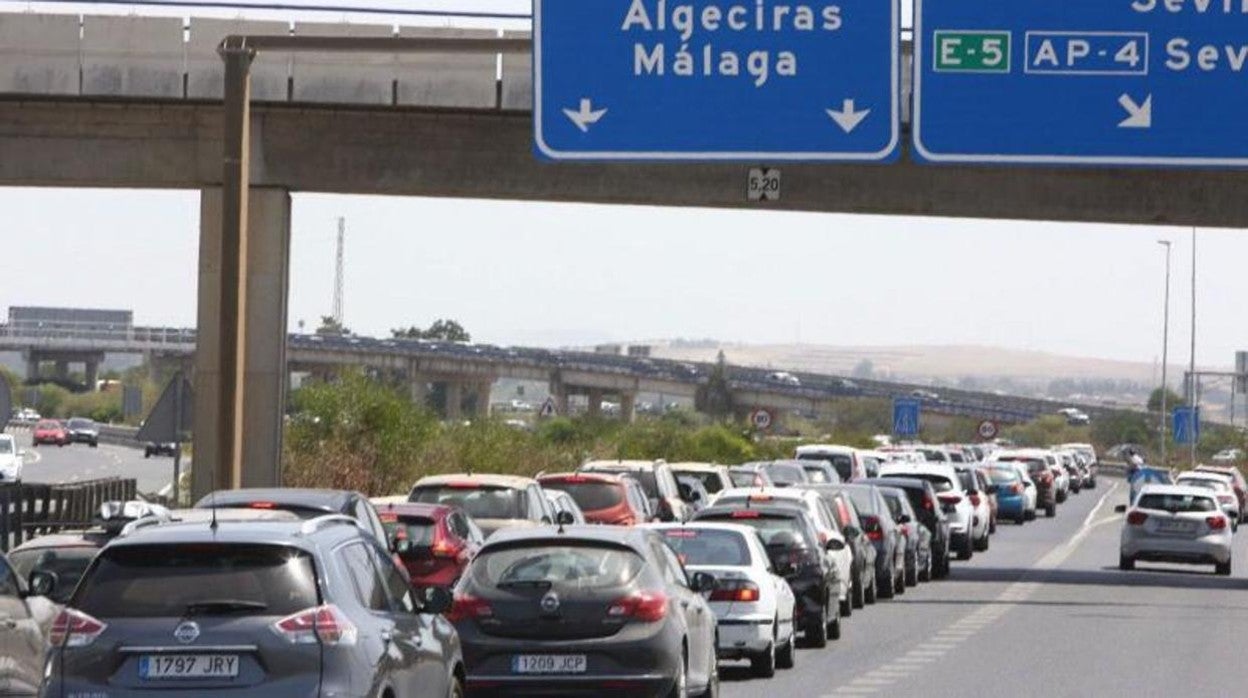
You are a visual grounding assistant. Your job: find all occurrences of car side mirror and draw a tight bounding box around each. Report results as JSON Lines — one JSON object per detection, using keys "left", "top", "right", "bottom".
{"left": 771, "top": 558, "right": 796, "bottom": 576}
{"left": 421, "top": 586, "right": 453, "bottom": 615}
{"left": 555, "top": 510, "right": 576, "bottom": 526}
{"left": 690, "top": 571, "right": 716, "bottom": 593}
{"left": 843, "top": 525, "right": 861, "bottom": 538}
{"left": 986, "top": 484, "right": 999, "bottom": 495}
{"left": 1114, "top": 504, "right": 1127, "bottom": 514}
{"left": 825, "top": 538, "right": 846, "bottom": 552}
{"left": 897, "top": 514, "right": 912, "bottom": 524}
{"left": 27, "top": 570, "right": 56, "bottom": 598}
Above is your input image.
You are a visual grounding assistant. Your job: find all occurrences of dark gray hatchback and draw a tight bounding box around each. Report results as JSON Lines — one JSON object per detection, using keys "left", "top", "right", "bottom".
{"left": 40, "top": 516, "right": 464, "bottom": 698}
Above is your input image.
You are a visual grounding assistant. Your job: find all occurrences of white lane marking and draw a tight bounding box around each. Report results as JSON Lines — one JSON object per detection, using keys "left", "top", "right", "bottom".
{"left": 824, "top": 482, "right": 1121, "bottom": 695}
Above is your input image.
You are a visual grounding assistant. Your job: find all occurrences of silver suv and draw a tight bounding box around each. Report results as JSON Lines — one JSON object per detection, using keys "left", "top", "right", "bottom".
{"left": 41, "top": 515, "right": 464, "bottom": 697}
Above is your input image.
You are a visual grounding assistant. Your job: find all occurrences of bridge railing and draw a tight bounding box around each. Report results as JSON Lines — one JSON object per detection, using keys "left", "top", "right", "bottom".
{"left": 0, "top": 478, "right": 137, "bottom": 552}
{"left": 0, "top": 323, "right": 196, "bottom": 346}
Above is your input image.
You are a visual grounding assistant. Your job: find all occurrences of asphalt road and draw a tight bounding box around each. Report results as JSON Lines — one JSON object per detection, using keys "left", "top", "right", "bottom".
{"left": 7, "top": 427, "right": 176, "bottom": 495}
{"left": 722, "top": 477, "right": 1248, "bottom": 698}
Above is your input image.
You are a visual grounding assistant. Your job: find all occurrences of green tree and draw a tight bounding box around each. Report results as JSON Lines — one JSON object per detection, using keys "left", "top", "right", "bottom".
{"left": 391, "top": 319, "right": 471, "bottom": 342}
{"left": 1147, "top": 387, "right": 1185, "bottom": 412}
{"left": 315, "top": 315, "right": 350, "bottom": 336}
{"left": 696, "top": 351, "right": 735, "bottom": 419}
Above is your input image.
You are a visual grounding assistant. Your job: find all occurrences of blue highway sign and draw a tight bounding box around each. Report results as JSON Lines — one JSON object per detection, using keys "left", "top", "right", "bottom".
{"left": 1172, "top": 406, "right": 1200, "bottom": 445}
{"left": 893, "top": 398, "right": 921, "bottom": 438}
{"left": 534, "top": 0, "right": 899, "bottom": 161}
{"left": 914, "top": 0, "right": 1248, "bottom": 166}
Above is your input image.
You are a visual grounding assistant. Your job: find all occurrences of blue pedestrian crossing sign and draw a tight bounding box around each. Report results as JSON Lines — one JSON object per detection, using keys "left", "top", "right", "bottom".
{"left": 893, "top": 399, "right": 921, "bottom": 438}
{"left": 1172, "top": 406, "right": 1199, "bottom": 445}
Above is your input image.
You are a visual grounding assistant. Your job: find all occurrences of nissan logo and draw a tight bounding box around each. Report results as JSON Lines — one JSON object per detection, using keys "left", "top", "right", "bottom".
{"left": 173, "top": 621, "right": 200, "bottom": 644}
{"left": 540, "top": 591, "right": 561, "bottom": 614}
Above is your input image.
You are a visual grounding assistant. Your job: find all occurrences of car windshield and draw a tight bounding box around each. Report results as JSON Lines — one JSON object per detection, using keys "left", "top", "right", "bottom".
{"left": 379, "top": 515, "right": 436, "bottom": 548}
{"left": 660, "top": 529, "right": 751, "bottom": 566}
{"left": 843, "top": 487, "right": 876, "bottom": 514}
{"left": 1136, "top": 494, "right": 1217, "bottom": 514}
{"left": 802, "top": 464, "right": 835, "bottom": 484}
{"left": 471, "top": 543, "right": 644, "bottom": 588}
{"left": 9, "top": 546, "right": 98, "bottom": 603}
{"left": 586, "top": 468, "right": 658, "bottom": 499}
{"left": 410, "top": 485, "right": 529, "bottom": 520}
{"left": 67, "top": 418, "right": 93, "bottom": 429}
{"left": 36, "top": 421, "right": 59, "bottom": 430}
{"left": 885, "top": 473, "right": 955, "bottom": 492}
{"left": 986, "top": 467, "right": 1021, "bottom": 484}
{"left": 729, "top": 470, "right": 765, "bottom": 487}
{"left": 74, "top": 544, "right": 318, "bottom": 618}
{"left": 698, "top": 514, "right": 816, "bottom": 549}
{"left": 0, "top": 440, "right": 11, "bottom": 455}
{"left": 765, "top": 463, "right": 809, "bottom": 485}
{"left": 673, "top": 470, "right": 726, "bottom": 494}
{"left": 541, "top": 480, "right": 623, "bottom": 511}
{"left": 1177, "top": 478, "right": 1228, "bottom": 492}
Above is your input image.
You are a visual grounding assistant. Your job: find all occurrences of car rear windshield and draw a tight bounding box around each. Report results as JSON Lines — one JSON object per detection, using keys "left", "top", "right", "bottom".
{"left": 1177, "top": 478, "right": 1228, "bottom": 492}
{"left": 74, "top": 544, "right": 319, "bottom": 618}
{"left": 470, "top": 543, "right": 644, "bottom": 589}
{"left": 886, "top": 473, "right": 955, "bottom": 493}
{"left": 729, "top": 470, "right": 764, "bottom": 488}
{"left": 700, "top": 514, "right": 816, "bottom": 549}
{"left": 585, "top": 468, "right": 659, "bottom": 500}
{"left": 541, "top": 481, "right": 623, "bottom": 511}
{"left": 410, "top": 485, "right": 528, "bottom": 520}
{"left": 216, "top": 503, "right": 331, "bottom": 519}
{"left": 843, "top": 487, "right": 876, "bottom": 514}
{"left": 67, "top": 418, "right": 94, "bottom": 429}
{"left": 1136, "top": 494, "right": 1217, "bottom": 514}
{"left": 9, "top": 546, "right": 97, "bottom": 603}
{"left": 800, "top": 453, "right": 853, "bottom": 481}
{"left": 660, "top": 529, "right": 750, "bottom": 566}
{"left": 766, "top": 463, "right": 809, "bottom": 485}
{"left": 986, "top": 467, "right": 1020, "bottom": 484}
{"left": 0, "top": 440, "right": 11, "bottom": 455}
{"left": 36, "top": 421, "right": 59, "bottom": 430}
{"left": 380, "top": 516, "right": 436, "bottom": 547}
{"left": 802, "top": 465, "right": 835, "bottom": 484}
{"left": 674, "top": 470, "right": 726, "bottom": 494}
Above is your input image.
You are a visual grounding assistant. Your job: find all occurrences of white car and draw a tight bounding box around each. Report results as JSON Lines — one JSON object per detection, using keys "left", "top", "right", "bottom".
{"left": 1212, "top": 448, "right": 1244, "bottom": 464}
{"left": 766, "top": 371, "right": 801, "bottom": 387}
{"left": 649, "top": 522, "right": 798, "bottom": 677}
{"left": 0, "top": 434, "right": 25, "bottom": 483}
{"left": 1119, "top": 484, "right": 1233, "bottom": 575}
{"left": 879, "top": 462, "right": 977, "bottom": 560}
{"left": 1175, "top": 472, "right": 1240, "bottom": 530}
{"left": 1046, "top": 451, "right": 1071, "bottom": 503}
{"left": 953, "top": 464, "right": 992, "bottom": 551}
{"left": 795, "top": 444, "right": 866, "bottom": 481}
{"left": 711, "top": 487, "right": 854, "bottom": 614}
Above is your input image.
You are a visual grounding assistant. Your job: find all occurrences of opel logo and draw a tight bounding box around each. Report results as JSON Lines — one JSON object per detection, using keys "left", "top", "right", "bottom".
{"left": 540, "top": 591, "right": 560, "bottom": 614}
{"left": 173, "top": 621, "right": 200, "bottom": 645}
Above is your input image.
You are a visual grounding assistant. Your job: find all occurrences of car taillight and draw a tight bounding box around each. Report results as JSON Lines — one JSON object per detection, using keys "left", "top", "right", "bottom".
{"left": 1126, "top": 511, "right": 1148, "bottom": 526}
{"left": 1041, "top": 474, "right": 1053, "bottom": 485}
{"left": 1218, "top": 495, "right": 1236, "bottom": 505}
{"left": 922, "top": 496, "right": 934, "bottom": 510}
{"left": 709, "top": 580, "right": 760, "bottom": 603}
{"left": 607, "top": 590, "right": 667, "bottom": 622}
{"left": 862, "top": 515, "right": 883, "bottom": 541}
{"left": 938, "top": 494, "right": 962, "bottom": 506}
{"left": 731, "top": 510, "right": 760, "bottom": 519}
{"left": 446, "top": 594, "right": 494, "bottom": 623}
{"left": 49, "top": 609, "right": 107, "bottom": 648}
{"left": 273, "top": 604, "right": 358, "bottom": 646}
{"left": 969, "top": 493, "right": 981, "bottom": 507}
{"left": 1010, "top": 483, "right": 1024, "bottom": 495}
{"left": 430, "top": 520, "right": 465, "bottom": 559}
{"left": 1207, "top": 516, "right": 1228, "bottom": 531}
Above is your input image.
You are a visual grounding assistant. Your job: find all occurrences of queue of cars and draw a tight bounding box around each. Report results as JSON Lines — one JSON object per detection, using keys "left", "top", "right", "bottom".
{"left": 0, "top": 440, "right": 1104, "bottom": 697}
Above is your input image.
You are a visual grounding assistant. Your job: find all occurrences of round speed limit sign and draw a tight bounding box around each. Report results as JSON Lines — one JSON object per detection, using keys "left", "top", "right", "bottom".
{"left": 977, "top": 420, "right": 999, "bottom": 441}
{"left": 750, "top": 409, "right": 774, "bottom": 431}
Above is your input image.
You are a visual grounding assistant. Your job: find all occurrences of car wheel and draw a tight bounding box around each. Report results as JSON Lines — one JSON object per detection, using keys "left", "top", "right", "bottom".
{"left": 851, "top": 576, "right": 865, "bottom": 609}
{"left": 957, "top": 537, "right": 973, "bottom": 561}
{"left": 828, "top": 602, "right": 842, "bottom": 641}
{"left": 776, "top": 623, "right": 796, "bottom": 670}
{"left": 1216, "top": 559, "right": 1232, "bottom": 576}
{"left": 877, "top": 566, "right": 895, "bottom": 599}
{"left": 805, "top": 602, "right": 830, "bottom": 648}
{"left": 840, "top": 594, "right": 852, "bottom": 618}
{"left": 905, "top": 552, "right": 918, "bottom": 587}
{"left": 989, "top": 516, "right": 997, "bottom": 534}
{"left": 974, "top": 531, "right": 989, "bottom": 552}
{"left": 1015, "top": 512, "right": 1026, "bottom": 525}
{"left": 918, "top": 551, "right": 932, "bottom": 583}
{"left": 449, "top": 675, "right": 465, "bottom": 698}
{"left": 1025, "top": 509, "right": 1036, "bottom": 521}
{"left": 1046, "top": 503, "right": 1057, "bottom": 518}
{"left": 89, "top": 441, "right": 98, "bottom": 448}
{"left": 751, "top": 640, "right": 776, "bottom": 678}
{"left": 669, "top": 650, "right": 689, "bottom": 697}
{"left": 865, "top": 576, "right": 877, "bottom": 604}
{"left": 1119, "top": 553, "right": 1135, "bottom": 571}
{"left": 699, "top": 647, "right": 720, "bottom": 698}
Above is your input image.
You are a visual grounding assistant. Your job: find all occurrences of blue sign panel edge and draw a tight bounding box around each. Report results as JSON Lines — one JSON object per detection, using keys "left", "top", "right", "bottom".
{"left": 912, "top": 0, "right": 1248, "bottom": 167}
{"left": 533, "top": 0, "right": 901, "bottom": 162}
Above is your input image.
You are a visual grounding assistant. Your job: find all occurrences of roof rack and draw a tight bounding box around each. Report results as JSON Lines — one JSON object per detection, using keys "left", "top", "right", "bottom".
{"left": 299, "top": 514, "right": 362, "bottom": 536}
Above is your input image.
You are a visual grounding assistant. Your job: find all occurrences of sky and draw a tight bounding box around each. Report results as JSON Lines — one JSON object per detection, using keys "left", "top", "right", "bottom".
{"left": 2, "top": 1, "right": 1244, "bottom": 368}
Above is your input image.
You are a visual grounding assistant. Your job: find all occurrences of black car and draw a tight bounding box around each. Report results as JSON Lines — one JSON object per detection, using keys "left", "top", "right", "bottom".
{"left": 42, "top": 516, "right": 464, "bottom": 697}
{"left": 194, "top": 488, "right": 390, "bottom": 548}
{"left": 65, "top": 418, "right": 99, "bottom": 448}
{"left": 804, "top": 485, "right": 878, "bottom": 608}
{"left": 834, "top": 484, "right": 906, "bottom": 598}
{"left": 693, "top": 505, "right": 841, "bottom": 648}
{"left": 144, "top": 442, "right": 178, "bottom": 458}
{"left": 877, "top": 487, "right": 931, "bottom": 587}
{"left": 450, "top": 524, "right": 719, "bottom": 698}
{"left": 862, "top": 477, "right": 952, "bottom": 579}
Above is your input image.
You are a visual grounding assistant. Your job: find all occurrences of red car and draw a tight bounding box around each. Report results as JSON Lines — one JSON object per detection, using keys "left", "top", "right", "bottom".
{"left": 32, "top": 419, "right": 69, "bottom": 447}
{"left": 373, "top": 500, "right": 484, "bottom": 591}
{"left": 538, "top": 472, "right": 653, "bottom": 526}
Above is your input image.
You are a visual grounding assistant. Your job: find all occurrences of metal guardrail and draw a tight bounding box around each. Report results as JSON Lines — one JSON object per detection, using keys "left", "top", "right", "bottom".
{"left": 0, "top": 478, "right": 137, "bottom": 552}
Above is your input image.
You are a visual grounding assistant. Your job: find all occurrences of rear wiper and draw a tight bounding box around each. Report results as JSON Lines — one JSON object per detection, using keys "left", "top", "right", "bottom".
{"left": 496, "top": 580, "right": 552, "bottom": 590}
{"left": 184, "top": 600, "right": 268, "bottom": 616}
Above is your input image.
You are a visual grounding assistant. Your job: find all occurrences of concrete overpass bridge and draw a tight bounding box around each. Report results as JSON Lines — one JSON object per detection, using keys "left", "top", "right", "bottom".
{"left": 0, "top": 9, "right": 1204, "bottom": 496}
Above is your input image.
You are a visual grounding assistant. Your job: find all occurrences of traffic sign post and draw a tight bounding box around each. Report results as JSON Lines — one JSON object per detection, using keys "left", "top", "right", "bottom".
{"left": 534, "top": 0, "right": 900, "bottom": 161}
{"left": 538, "top": 397, "right": 559, "bottom": 419}
{"left": 1172, "top": 406, "right": 1199, "bottom": 445}
{"left": 893, "top": 398, "right": 921, "bottom": 439}
{"left": 977, "top": 419, "right": 999, "bottom": 441}
{"left": 914, "top": 0, "right": 1248, "bottom": 166}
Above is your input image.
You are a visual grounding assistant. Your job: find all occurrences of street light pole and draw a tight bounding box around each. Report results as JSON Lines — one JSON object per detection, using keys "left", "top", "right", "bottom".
{"left": 1189, "top": 228, "right": 1198, "bottom": 468}
{"left": 1157, "top": 239, "right": 1172, "bottom": 467}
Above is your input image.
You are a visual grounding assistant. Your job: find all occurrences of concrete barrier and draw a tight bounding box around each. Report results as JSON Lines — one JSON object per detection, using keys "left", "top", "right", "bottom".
{"left": 0, "top": 13, "right": 79, "bottom": 95}
{"left": 500, "top": 30, "right": 531, "bottom": 110}
{"left": 82, "top": 15, "right": 184, "bottom": 98}
{"left": 292, "top": 21, "right": 395, "bottom": 105}
{"left": 396, "top": 26, "right": 497, "bottom": 108}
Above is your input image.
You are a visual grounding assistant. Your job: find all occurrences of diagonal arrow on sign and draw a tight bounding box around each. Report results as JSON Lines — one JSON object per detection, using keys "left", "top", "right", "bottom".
{"left": 1117, "top": 93, "right": 1152, "bottom": 129}
{"left": 826, "top": 99, "right": 871, "bottom": 133}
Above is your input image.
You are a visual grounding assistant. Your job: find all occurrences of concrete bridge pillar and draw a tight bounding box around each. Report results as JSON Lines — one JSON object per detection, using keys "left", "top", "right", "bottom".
{"left": 54, "top": 361, "right": 69, "bottom": 381}
{"left": 587, "top": 389, "right": 604, "bottom": 419}
{"left": 84, "top": 360, "right": 100, "bottom": 391}
{"left": 192, "top": 186, "right": 292, "bottom": 500}
{"left": 445, "top": 382, "right": 464, "bottom": 421}
{"left": 620, "top": 392, "right": 637, "bottom": 423}
{"left": 22, "top": 351, "right": 39, "bottom": 382}
{"left": 409, "top": 376, "right": 429, "bottom": 408}
{"left": 473, "top": 381, "right": 492, "bottom": 418}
